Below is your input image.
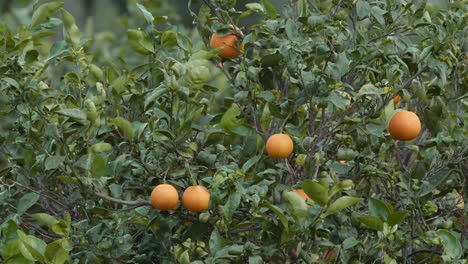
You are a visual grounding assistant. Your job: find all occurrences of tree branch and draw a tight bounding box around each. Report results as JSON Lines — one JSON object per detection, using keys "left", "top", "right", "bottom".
{"left": 228, "top": 225, "right": 262, "bottom": 234}
{"left": 94, "top": 192, "right": 151, "bottom": 206}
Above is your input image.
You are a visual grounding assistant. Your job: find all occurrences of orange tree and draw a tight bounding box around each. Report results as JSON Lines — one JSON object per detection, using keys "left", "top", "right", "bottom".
{"left": 0, "top": 0, "right": 466, "bottom": 263}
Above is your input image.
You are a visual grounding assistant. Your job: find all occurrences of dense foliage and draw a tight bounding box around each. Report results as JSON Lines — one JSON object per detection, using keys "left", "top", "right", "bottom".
{"left": 0, "top": 0, "right": 466, "bottom": 263}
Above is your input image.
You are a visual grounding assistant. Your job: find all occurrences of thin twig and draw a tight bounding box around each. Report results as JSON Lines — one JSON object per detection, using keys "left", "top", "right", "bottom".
{"left": 94, "top": 192, "right": 151, "bottom": 206}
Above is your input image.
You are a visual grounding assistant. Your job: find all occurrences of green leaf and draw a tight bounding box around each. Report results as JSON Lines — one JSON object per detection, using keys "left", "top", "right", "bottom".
{"left": 343, "top": 237, "right": 359, "bottom": 249}
{"left": 285, "top": 19, "right": 299, "bottom": 40}
{"left": 329, "top": 180, "right": 354, "bottom": 199}
{"left": 220, "top": 104, "right": 243, "bottom": 132}
{"left": 31, "top": 2, "right": 64, "bottom": 28}
{"left": 144, "top": 85, "right": 167, "bottom": 110}
{"left": 368, "top": 197, "right": 391, "bottom": 221}
{"left": 418, "top": 169, "right": 452, "bottom": 196}
{"left": 32, "top": 213, "right": 59, "bottom": 229}
{"left": 242, "top": 154, "right": 261, "bottom": 172}
{"left": 356, "top": 0, "right": 371, "bottom": 19}
{"left": 222, "top": 192, "right": 241, "bottom": 219}
{"left": 283, "top": 191, "right": 308, "bottom": 218}
{"left": 371, "top": 6, "right": 386, "bottom": 25}
{"left": 111, "top": 75, "right": 128, "bottom": 94}
{"left": 358, "top": 216, "right": 384, "bottom": 231}
{"left": 336, "top": 148, "right": 358, "bottom": 160}
{"left": 387, "top": 211, "right": 410, "bottom": 226}
{"left": 109, "top": 117, "right": 134, "bottom": 142}
{"left": 89, "top": 143, "right": 112, "bottom": 153}
{"left": 56, "top": 109, "right": 86, "bottom": 121}
{"left": 261, "top": 202, "right": 289, "bottom": 232}
{"left": 127, "top": 29, "right": 154, "bottom": 54}
{"left": 45, "top": 239, "right": 70, "bottom": 264}
{"left": 358, "top": 83, "right": 382, "bottom": 96}
{"left": 17, "top": 193, "right": 40, "bottom": 215}
{"left": 261, "top": 0, "right": 277, "bottom": 19}
{"left": 302, "top": 180, "right": 328, "bottom": 206}
{"left": 381, "top": 100, "right": 395, "bottom": 122}
{"left": 136, "top": 3, "right": 154, "bottom": 24}
{"left": 51, "top": 220, "right": 69, "bottom": 237}
{"left": 209, "top": 229, "right": 221, "bottom": 253}
{"left": 60, "top": 9, "right": 80, "bottom": 48}
{"left": 307, "top": 13, "right": 326, "bottom": 26}
{"left": 44, "top": 156, "right": 65, "bottom": 170}
{"left": 1, "top": 77, "right": 19, "bottom": 89}
{"left": 245, "top": 3, "right": 264, "bottom": 13}
{"left": 323, "top": 196, "right": 361, "bottom": 217}
{"left": 90, "top": 154, "right": 107, "bottom": 177}
{"left": 46, "top": 40, "right": 69, "bottom": 62}
{"left": 17, "top": 230, "right": 46, "bottom": 262}
{"left": 437, "top": 230, "right": 462, "bottom": 259}
{"left": 328, "top": 91, "right": 347, "bottom": 110}
{"left": 327, "top": 52, "right": 350, "bottom": 80}
{"left": 3, "top": 239, "right": 23, "bottom": 260}
{"left": 249, "top": 256, "right": 264, "bottom": 264}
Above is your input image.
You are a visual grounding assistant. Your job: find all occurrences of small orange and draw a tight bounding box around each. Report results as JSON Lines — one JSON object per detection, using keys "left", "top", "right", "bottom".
{"left": 266, "top": 134, "right": 294, "bottom": 159}
{"left": 294, "top": 189, "right": 313, "bottom": 208}
{"left": 210, "top": 25, "right": 243, "bottom": 59}
{"left": 182, "top": 185, "right": 210, "bottom": 213}
{"left": 339, "top": 160, "right": 346, "bottom": 164}
{"left": 388, "top": 110, "right": 421, "bottom": 141}
{"left": 150, "top": 184, "right": 179, "bottom": 211}
{"left": 393, "top": 95, "right": 401, "bottom": 105}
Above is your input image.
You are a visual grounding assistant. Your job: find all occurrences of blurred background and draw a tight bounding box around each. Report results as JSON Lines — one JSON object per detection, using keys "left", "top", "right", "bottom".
{"left": 0, "top": 0, "right": 286, "bottom": 32}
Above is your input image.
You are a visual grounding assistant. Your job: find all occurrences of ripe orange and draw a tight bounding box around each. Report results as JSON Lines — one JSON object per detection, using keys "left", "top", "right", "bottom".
{"left": 294, "top": 189, "right": 313, "bottom": 208}
{"left": 266, "top": 134, "right": 294, "bottom": 159}
{"left": 393, "top": 95, "right": 401, "bottom": 105}
{"left": 150, "top": 184, "right": 179, "bottom": 211}
{"left": 388, "top": 110, "right": 421, "bottom": 141}
{"left": 182, "top": 185, "right": 210, "bottom": 213}
{"left": 339, "top": 160, "right": 346, "bottom": 164}
{"left": 210, "top": 25, "right": 243, "bottom": 59}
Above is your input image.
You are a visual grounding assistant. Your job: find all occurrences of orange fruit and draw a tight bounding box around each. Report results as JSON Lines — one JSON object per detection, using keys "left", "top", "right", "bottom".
{"left": 182, "top": 185, "right": 210, "bottom": 212}
{"left": 388, "top": 110, "right": 421, "bottom": 141}
{"left": 294, "top": 189, "right": 313, "bottom": 208}
{"left": 150, "top": 184, "right": 179, "bottom": 211}
{"left": 266, "top": 133, "right": 294, "bottom": 159}
{"left": 339, "top": 160, "right": 346, "bottom": 164}
{"left": 393, "top": 95, "right": 401, "bottom": 105}
{"left": 210, "top": 25, "right": 243, "bottom": 59}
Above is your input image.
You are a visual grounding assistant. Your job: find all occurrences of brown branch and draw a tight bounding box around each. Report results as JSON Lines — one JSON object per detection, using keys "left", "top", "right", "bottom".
{"left": 94, "top": 192, "right": 151, "bottom": 206}
{"left": 228, "top": 225, "right": 262, "bottom": 234}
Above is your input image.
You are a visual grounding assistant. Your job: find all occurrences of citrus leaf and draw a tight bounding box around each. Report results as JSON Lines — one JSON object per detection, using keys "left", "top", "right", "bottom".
{"left": 437, "top": 230, "right": 462, "bottom": 259}
{"left": 387, "top": 211, "right": 410, "bottom": 226}
{"left": 17, "top": 193, "right": 40, "bottom": 215}
{"left": 358, "top": 216, "right": 384, "bottom": 231}
{"left": 329, "top": 180, "right": 354, "bottom": 199}
{"left": 60, "top": 9, "right": 80, "bottom": 48}
{"left": 302, "top": 180, "right": 328, "bottom": 206}
{"left": 242, "top": 154, "right": 262, "bottom": 172}
{"left": 56, "top": 109, "right": 86, "bottom": 121}
{"left": 109, "top": 117, "right": 134, "bottom": 142}
{"left": 323, "top": 196, "right": 361, "bottom": 217}
{"left": 369, "top": 197, "right": 391, "bottom": 221}
{"left": 261, "top": 202, "right": 288, "bottom": 232}
{"left": 283, "top": 191, "right": 308, "bottom": 218}
{"left": 89, "top": 143, "right": 112, "bottom": 153}
{"left": 44, "top": 156, "right": 65, "bottom": 170}
{"left": 31, "top": 2, "right": 64, "bottom": 28}
{"left": 127, "top": 29, "right": 154, "bottom": 54}
{"left": 32, "top": 213, "right": 59, "bottom": 229}
{"left": 136, "top": 3, "right": 154, "bottom": 24}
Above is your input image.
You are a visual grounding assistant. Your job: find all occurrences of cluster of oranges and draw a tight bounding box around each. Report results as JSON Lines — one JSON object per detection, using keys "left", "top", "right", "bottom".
{"left": 151, "top": 184, "right": 210, "bottom": 212}
{"left": 150, "top": 25, "right": 422, "bottom": 213}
